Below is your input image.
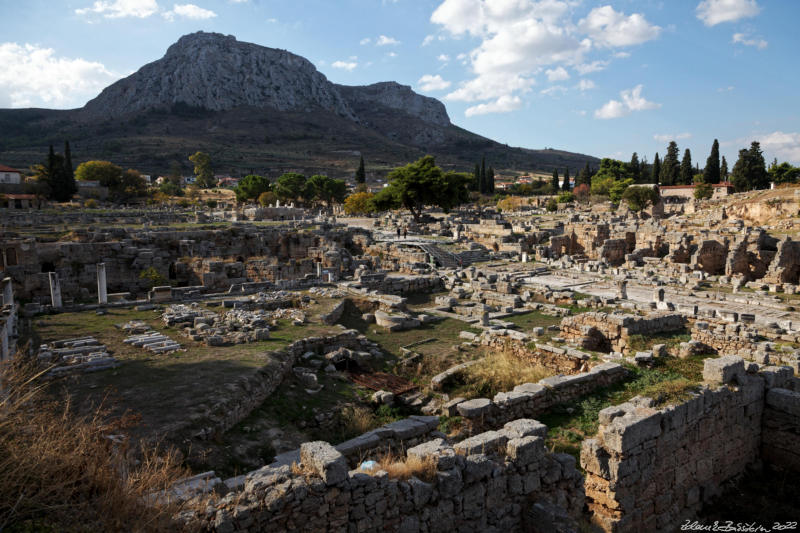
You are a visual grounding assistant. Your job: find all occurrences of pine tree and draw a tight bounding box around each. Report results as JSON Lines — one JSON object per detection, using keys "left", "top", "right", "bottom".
{"left": 679, "top": 148, "right": 693, "bottom": 185}
{"left": 704, "top": 139, "right": 720, "bottom": 184}
{"left": 651, "top": 153, "right": 661, "bottom": 185}
{"left": 731, "top": 141, "right": 768, "bottom": 191}
{"left": 487, "top": 167, "right": 495, "bottom": 193}
{"left": 577, "top": 162, "right": 592, "bottom": 186}
{"left": 562, "top": 167, "right": 570, "bottom": 190}
{"left": 660, "top": 141, "right": 680, "bottom": 185}
{"left": 630, "top": 152, "right": 641, "bottom": 182}
{"left": 355, "top": 155, "right": 366, "bottom": 184}
{"left": 551, "top": 169, "right": 559, "bottom": 192}
{"left": 721, "top": 156, "right": 729, "bottom": 181}
{"left": 480, "top": 156, "right": 486, "bottom": 194}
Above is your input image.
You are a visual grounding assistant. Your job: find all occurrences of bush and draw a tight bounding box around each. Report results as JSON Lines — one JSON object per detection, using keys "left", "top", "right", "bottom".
{"left": 0, "top": 358, "right": 187, "bottom": 530}
{"left": 139, "top": 267, "right": 167, "bottom": 289}
{"left": 258, "top": 191, "right": 277, "bottom": 207}
{"left": 205, "top": 199, "right": 217, "bottom": 208}
{"left": 176, "top": 198, "right": 191, "bottom": 208}
{"left": 343, "top": 191, "right": 375, "bottom": 215}
{"left": 83, "top": 198, "right": 98, "bottom": 208}
{"left": 546, "top": 198, "right": 558, "bottom": 212}
{"left": 621, "top": 185, "right": 659, "bottom": 211}
{"left": 694, "top": 180, "right": 712, "bottom": 200}
{"left": 557, "top": 191, "right": 574, "bottom": 203}
{"left": 573, "top": 183, "right": 590, "bottom": 203}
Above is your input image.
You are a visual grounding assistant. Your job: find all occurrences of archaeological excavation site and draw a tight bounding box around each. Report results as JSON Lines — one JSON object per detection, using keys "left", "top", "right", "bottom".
{"left": 2, "top": 184, "right": 799, "bottom": 533}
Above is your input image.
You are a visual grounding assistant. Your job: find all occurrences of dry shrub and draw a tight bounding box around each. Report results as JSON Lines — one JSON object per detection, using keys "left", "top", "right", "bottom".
{"left": 365, "top": 453, "right": 437, "bottom": 483}
{"left": 327, "top": 405, "right": 378, "bottom": 443}
{"left": 0, "top": 357, "right": 189, "bottom": 532}
{"left": 461, "top": 348, "right": 553, "bottom": 398}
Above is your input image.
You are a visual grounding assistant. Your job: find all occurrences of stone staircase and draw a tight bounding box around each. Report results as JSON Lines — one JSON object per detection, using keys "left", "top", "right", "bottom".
{"left": 416, "top": 243, "right": 459, "bottom": 268}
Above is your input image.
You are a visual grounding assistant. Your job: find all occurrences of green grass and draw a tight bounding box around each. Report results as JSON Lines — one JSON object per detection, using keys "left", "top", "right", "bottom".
{"left": 539, "top": 354, "right": 711, "bottom": 461}
{"left": 503, "top": 311, "right": 562, "bottom": 330}
{"left": 627, "top": 329, "right": 692, "bottom": 353}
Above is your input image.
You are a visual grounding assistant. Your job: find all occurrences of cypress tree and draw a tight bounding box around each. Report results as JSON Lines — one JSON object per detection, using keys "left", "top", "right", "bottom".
{"left": 651, "top": 153, "right": 661, "bottom": 185}
{"left": 562, "top": 167, "right": 570, "bottom": 190}
{"left": 480, "top": 156, "right": 486, "bottom": 194}
{"left": 487, "top": 167, "right": 495, "bottom": 193}
{"left": 679, "top": 148, "right": 693, "bottom": 185}
{"left": 704, "top": 139, "right": 720, "bottom": 184}
{"left": 721, "top": 156, "right": 729, "bottom": 181}
{"left": 63, "top": 140, "right": 77, "bottom": 198}
{"left": 471, "top": 163, "right": 480, "bottom": 192}
{"left": 660, "top": 141, "right": 680, "bottom": 185}
{"left": 355, "top": 155, "right": 366, "bottom": 184}
{"left": 577, "top": 162, "right": 591, "bottom": 186}
{"left": 630, "top": 152, "right": 641, "bottom": 182}
{"left": 47, "top": 145, "right": 55, "bottom": 178}
{"left": 731, "top": 141, "right": 768, "bottom": 191}
{"left": 551, "top": 169, "right": 559, "bottom": 192}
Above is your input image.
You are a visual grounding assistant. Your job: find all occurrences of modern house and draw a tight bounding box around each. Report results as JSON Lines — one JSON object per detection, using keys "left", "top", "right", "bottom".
{"left": 0, "top": 165, "right": 22, "bottom": 185}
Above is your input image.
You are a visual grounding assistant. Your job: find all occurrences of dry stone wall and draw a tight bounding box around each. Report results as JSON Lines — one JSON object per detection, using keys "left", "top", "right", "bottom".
{"left": 560, "top": 312, "right": 686, "bottom": 354}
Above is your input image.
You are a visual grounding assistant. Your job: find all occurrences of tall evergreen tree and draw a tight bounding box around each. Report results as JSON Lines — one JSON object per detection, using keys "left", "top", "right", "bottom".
{"left": 721, "top": 156, "right": 729, "bottom": 181}
{"left": 679, "top": 148, "right": 693, "bottom": 185}
{"left": 480, "top": 156, "right": 486, "bottom": 194}
{"left": 576, "top": 162, "right": 591, "bottom": 186}
{"left": 630, "top": 152, "right": 641, "bottom": 182}
{"left": 355, "top": 155, "right": 366, "bottom": 184}
{"left": 704, "top": 139, "right": 720, "bottom": 184}
{"left": 651, "top": 153, "right": 661, "bottom": 185}
{"left": 47, "top": 145, "right": 55, "bottom": 178}
{"left": 639, "top": 156, "right": 649, "bottom": 182}
{"left": 487, "top": 167, "right": 495, "bottom": 193}
{"left": 562, "top": 167, "right": 570, "bottom": 190}
{"left": 63, "top": 141, "right": 77, "bottom": 198}
{"left": 471, "top": 163, "right": 480, "bottom": 192}
{"left": 731, "top": 141, "right": 768, "bottom": 191}
{"left": 551, "top": 169, "right": 559, "bottom": 192}
{"left": 660, "top": 141, "right": 680, "bottom": 185}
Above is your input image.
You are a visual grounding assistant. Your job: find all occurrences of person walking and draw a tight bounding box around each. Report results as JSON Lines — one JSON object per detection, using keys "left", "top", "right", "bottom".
{"left": 403, "top": 227, "right": 407, "bottom": 239}
{"left": 396, "top": 226, "right": 401, "bottom": 239}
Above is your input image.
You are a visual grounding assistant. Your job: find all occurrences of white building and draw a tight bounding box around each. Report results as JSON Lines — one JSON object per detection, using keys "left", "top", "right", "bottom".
{"left": 0, "top": 165, "right": 22, "bottom": 185}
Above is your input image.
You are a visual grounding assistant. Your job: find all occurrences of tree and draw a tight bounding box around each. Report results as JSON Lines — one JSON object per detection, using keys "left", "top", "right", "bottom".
{"left": 694, "top": 176, "right": 713, "bottom": 200}
{"left": 471, "top": 164, "right": 480, "bottom": 192}
{"left": 40, "top": 144, "right": 77, "bottom": 202}
{"left": 660, "top": 141, "right": 680, "bottom": 185}
{"left": 679, "top": 148, "right": 693, "bottom": 185}
{"left": 651, "top": 153, "right": 661, "bottom": 185}
{"left": 305, "top": 175, "right": 347, "bottom": 206}
{"left": 480, "top": 156, "right": 487, "bottom": 194}
{"left": 562, "top": 167, "right": 570, "bottom": 190}
{"left": 63, "top": 141, "right": 76, "bottom": 195}
{"left": 731, "top": 141, "right": 768, "bottom": 191}
{"left": 576, "top": 162, "right": 592, "bottom": 186}
{"left": 75, "top": 160, "right": 123, "bottom": 187}
{"left": 591, "top": 159, "right": 633, "bottom": 202}
{"left": 274, "top": 173, "right": 307, "bottom": 203}
{"left": 189, "top": 151, "right": 216, "bottom": 188}
{"left": 721, "top": 156, "right": 729, "bottom": 181}
{"left": 545, "top": 198, "right": 558, "bottom": 212}
{"left": 621, "top": 186, "right": 659, "bottom": 211}
{"left": 768, "top": 161, "right": 800, "bottom": 184}
{"left": 371, "top": 155, "right": 471, "bottom": 222}
{"left": 573, "top": 183, "right": 590, "bottom": 203}
{"left": 118, "top": 169, "right": 148, "bottom": 199}
{"left": 630, "top": 152, "right": 641, "bottom": 183}
{"left": 486, "top": 167, "right": 495, "bottom": 194}
{"left": 704, "top": 139, "right": 720, "bottom": 184}
{"left": 343, "top": 191, "right": 375, "bottom": 215}
{"left": 355, "top": 155, "right": 366, "bottom": 184}
{"left": 551, "top": 169, "right": 559, "bottom": 193}
{"left": 234, "top": 174, "right": 271, "bottom": 203}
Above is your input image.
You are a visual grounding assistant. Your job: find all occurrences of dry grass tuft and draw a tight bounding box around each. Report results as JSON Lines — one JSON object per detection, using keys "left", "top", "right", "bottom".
{"left": 0, "top": 356, "right": 189, "bottom": 531}
{"left": 364, "top": 452, "right": 438, "bottom": 483}
{"left": 459, "top": 348, "right": 553, "bottom": 398}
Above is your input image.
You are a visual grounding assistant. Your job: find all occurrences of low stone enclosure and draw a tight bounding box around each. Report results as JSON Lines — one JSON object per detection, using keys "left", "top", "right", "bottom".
{"left": 176, "top": 357, "right": 800, "bottom": 533}
{"left": 560, "top": 312, "right": 686, "bottom": 354}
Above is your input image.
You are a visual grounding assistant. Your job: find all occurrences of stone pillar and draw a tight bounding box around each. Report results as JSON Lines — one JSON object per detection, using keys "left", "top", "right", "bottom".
{"left": 617, "top": 280, "right": 628, "bottom": 300}
{"left": 2, "top": 277, "right": 12, "bottom": 307}
{"left": 316, "top": 261, "right": 322, "bottom": 277}
{"left": 481, "top": 311, "right": 490, "bottom": 326}
{"left": 653, "top": 287, "right": 665, "bottom": 303}
{"left": 521, "top": 252, "right": 528, "bottom": 263}
{"left": 49, "top": 272, "right": 62, "bottom": 309}
{"left": 97, "top": 263, "right": 108, "bottom": 305}
{"left": 0, "top": 321, "right": 8, "bottom": 362}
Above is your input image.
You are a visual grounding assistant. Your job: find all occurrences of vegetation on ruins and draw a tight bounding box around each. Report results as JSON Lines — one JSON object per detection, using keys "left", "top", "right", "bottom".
{"left": 371, "top": 155, "right": 471, "bottom": 222}
{"left": 557, "top": 191, "right": 574, "bottom": 204}
{"left": 343, "top": 191, "right": 376, "bottom": 215}
{"left": 0, "top": 359, "right": 186, "bottom": 531}
{"left": 189, "top": 151, "right": 216, "bottom": 188}
{"left": 621, "top": 185, "right": 659, "bottom": 212}
{"left": 573, "top": 183, "right": 590, "bottom": 203}
{"left": 139, "top": 267, "right": 167, "bottom": 289}
{"left": 455, "top": 348, "right": 553, "bottom": 400}
{"left": 234, "top": 174, "right": 271, "bottom": 203}
{"left": 731, "top": 141, "right": 769, "bottom": 192}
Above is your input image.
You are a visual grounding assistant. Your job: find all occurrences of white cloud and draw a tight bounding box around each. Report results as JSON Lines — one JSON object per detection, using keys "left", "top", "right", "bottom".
{"left": 418, "top": 74, "right": 452, "bottom": 91}
{"left": 654, "top": 132, "right": 692, "bottom": 143}
{"left": 162, "top": 3, "right": 217, "bottom": 20}
{"left": 76, "top": 0, "right": 159, "bottom": 18}
{"left": 229, "top": 0, "right": 247, "bottom": 3}
{"left": 717, "top": 85, "right": 735, "bottom": 92}
{"left": 360, "top": 38, "right": 371, "bottom": 45}
{"left": 758, "top": 131, "right": 800, "bottom": 164}
{"left": 540, "top": 85, "right": 567, "bottom": 96}
{"left": 575, "top": 60, "right": 609, "bottom": 75}
{"left": 446, "top": 72, "right": 534, "bottom": 103}
{"left": 465, "top": 95, "right": 522, "bottom": 117}
{"left": 696, "top": 0, "right": 760, "bottom": 26}
{"left": 545, "top": 66, "right": 569, "bottom": 82}
{"left": 437, "top": 54, "right": 450, "bottom": 62}
{"left": 0, "top": 42, "right": 120, "bottom": 108}
{"left": 614, "top": 51, "right": 631, "bottom": 58}
{"left": 594, "top": 84, "right": 660, "bottom": 119}
{"left": 387, "top": 51, "right": 398, "bottom": 58}
{"left": 578, "top": 6, "right": 661, "bottom": 47}
{"left": 732, "top": 32, "right": 767, "bottom": 50}
{"left": 376, "top": 35, "right": 400, "bottom": 46}
{"left": 332, "top": 60, "right": 357, "bottom": 71}
{"left": 576, "top": 79, "right": 595, "bottom": 91}
{"left": 422, "top": 34, "right": 446, "bottom": 46}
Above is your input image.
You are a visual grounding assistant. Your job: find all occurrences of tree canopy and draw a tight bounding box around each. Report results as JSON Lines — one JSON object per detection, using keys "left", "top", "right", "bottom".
{"left": 343, "top": 191, "right": 375, "bottom": 215}
{"left": 273, "top": 173, "right": 307, "bottom": 203}
{"left": 189, "top": 151, "right": 216, "bottom": 188}
{"left": 768, "top": 161, "right": 800, "bottom": 184}
{"left": 355, "top": 156, "right": 366, "bottom": 184}
{"left": 679, "top": 148, "right": 693, "bottom": 185}
{"left": 304, "top": 174, "right": 347, "bottom": 206}
{"left": 704, "top": 139, "right": 720, "bottom": 185}
{"left": 621, "top": 186, "right": 659, "bottom": 212}
{"left": 371, "top": 155, "right": 471, "bottom": 221}
{"left": 234, "top": 174, "right": 271, "bottom": 203}
{"left": 591, "top": 158, "right": 633, "bottom": 203}
{"left": 75, "top": 160, "right": 122, "bottom": 186}
{"left": 660, "top": 141, "right": 680, "bottom": 186}
{"left": 731, "top": 141, "right": 768, "bottom": 191}
{"left": 38, "top": 143, "right": 77, "bottom": 202}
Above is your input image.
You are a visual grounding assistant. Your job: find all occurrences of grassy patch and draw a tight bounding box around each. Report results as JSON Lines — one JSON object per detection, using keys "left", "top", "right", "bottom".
{"left": 627, "top": 329, "right": 692, "bottom": 353}
{"left": 503, "top": 311, "right": 562, "bottom": 331}
{"left": 450, "top": 348, "right": 553, "bottom": 399}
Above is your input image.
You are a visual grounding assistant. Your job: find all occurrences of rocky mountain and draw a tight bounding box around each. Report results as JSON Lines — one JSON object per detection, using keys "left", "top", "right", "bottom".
{"left": 0, "top": 32, "right": 598, "bottom": 177}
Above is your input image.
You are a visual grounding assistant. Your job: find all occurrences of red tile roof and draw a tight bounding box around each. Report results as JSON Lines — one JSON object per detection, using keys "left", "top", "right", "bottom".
{"left": 0, "top": 164, "right": 21, "bottom": 173}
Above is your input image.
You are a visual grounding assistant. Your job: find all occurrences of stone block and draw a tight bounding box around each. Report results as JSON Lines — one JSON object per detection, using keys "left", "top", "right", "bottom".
{"left": 300, "top": 441, "right": 348, "bottom": 486}
{"left": 506, "top": 436, "right": 545, "bottom": 464}
{"left": 456, "top": 398, "right": 492, "bottom": 418}
{"left": 600, "top": 411, "right": 662, "bottom": 454}
{"left": 760, "top": 366, "right": 794, "bottom": 389}
{"left": 454, "top": 430, "right": 508, "bottom": 455}
{"left": 765, "top": 388, "right": 800, "bottom": 417}
{"left": 502, "top": 419, "right": 547, "bottom": 439}
{"left": 702, "top": 356, "right": 745, "bottom": 384}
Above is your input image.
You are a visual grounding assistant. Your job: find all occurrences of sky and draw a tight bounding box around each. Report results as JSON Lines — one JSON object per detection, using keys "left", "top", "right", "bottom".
{"left": 1, "top": 0, "right": 798, "bottom": 166}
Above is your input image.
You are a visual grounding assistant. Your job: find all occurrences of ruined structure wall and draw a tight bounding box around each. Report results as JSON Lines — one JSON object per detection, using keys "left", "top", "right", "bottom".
{"left": 762, "top": 387, "right": 800, "bottom": 471}
{"left": 559, "top": 312, "right": 686, "bottom": 354}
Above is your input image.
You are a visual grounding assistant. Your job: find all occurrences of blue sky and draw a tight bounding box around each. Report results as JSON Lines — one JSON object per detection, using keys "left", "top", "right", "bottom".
{"left": 1, "top": 0, "right": 798, "bottom": 165}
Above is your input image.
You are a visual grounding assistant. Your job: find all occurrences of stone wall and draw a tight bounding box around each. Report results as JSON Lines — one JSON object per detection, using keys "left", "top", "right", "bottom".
{"left": 762, "top": 386, "right": 800, "bottom": 471}
{"left": 580, "top": 358, "right": 793, "bottom": 533}
{"left": 455, "top": 362, "right": 628, "bottom": 434}
{"left": 181, "top": 422, "right": 586, "bottom": 532}
{"left": 560, "top": 312, "right": 686, "bottom": 354}
{"left": 691, "top": 320, "right": 800, "bottom": 372}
